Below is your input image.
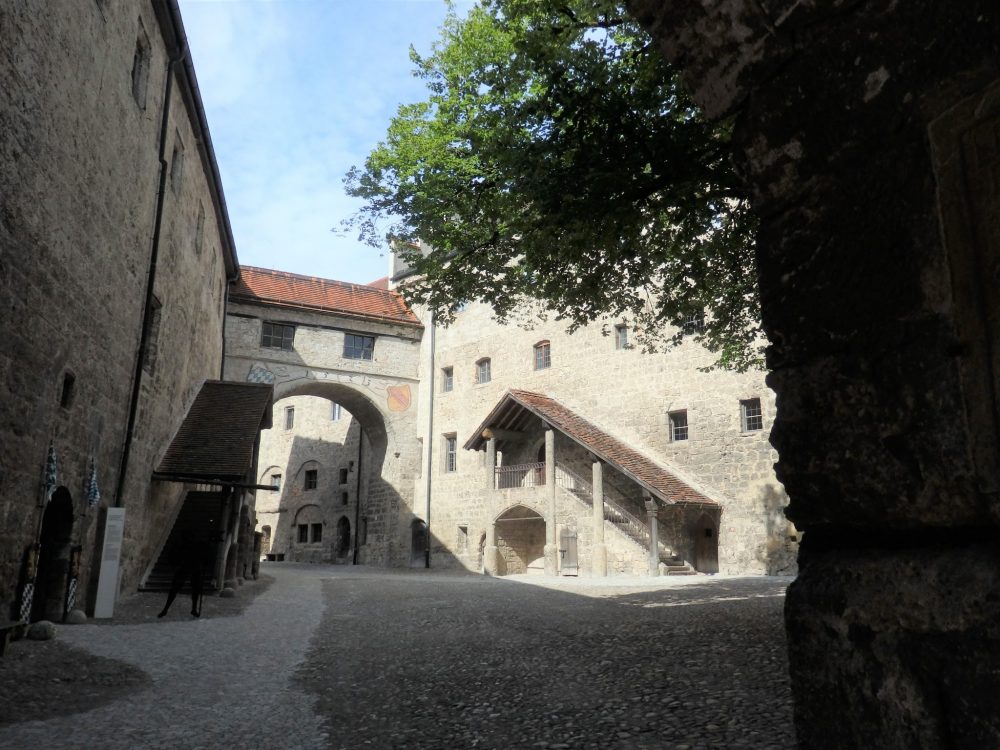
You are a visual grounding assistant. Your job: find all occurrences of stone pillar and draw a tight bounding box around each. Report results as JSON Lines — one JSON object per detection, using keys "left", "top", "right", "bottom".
{"left": 483, "top": 522, "right": 499, "bottom": 575}
{"left": 644, "top": 494, "right": 659, "bottom": 577}
{"left": 591, "top": 460, "right": 606, "bottom": 576}
{"left": 485, "top": 437, "right": 496, "bottom": 489}
{"left": 543, "top": 427, "right": 558, "bottom": 575}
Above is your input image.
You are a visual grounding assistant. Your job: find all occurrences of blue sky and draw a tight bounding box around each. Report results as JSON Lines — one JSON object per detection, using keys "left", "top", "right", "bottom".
{"left": 177, "top": 0, "right": 473, "bottom": 284}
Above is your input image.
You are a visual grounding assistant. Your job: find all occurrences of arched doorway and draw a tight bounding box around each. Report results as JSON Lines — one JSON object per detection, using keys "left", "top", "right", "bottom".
{"left": 693, "top": 512, "right": 719, "bottom": 574}
{"left": 493, "top": 505, "right": 545, "bottom": 575}
{"left": 32, "top": 487, "right": 74, "bottom": 622}
{"left": 410, "top": 519, "right": 428, "bottom": 567}
{"left": 336, "top": 517, "right": 351, "bottom": 560}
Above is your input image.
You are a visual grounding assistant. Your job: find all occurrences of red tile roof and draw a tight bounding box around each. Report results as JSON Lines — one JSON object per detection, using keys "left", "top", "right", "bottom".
{"left": 466, "top": 390, "right": 717, "bottom": 506}
{"left": 231, "top": 266, "right": 420, "bottom": 326}
{"left": 367, "top": 276, "right": 390, "bottom": 290}
{"left": 156, "top": 381, "right": 273, "bottom": 482}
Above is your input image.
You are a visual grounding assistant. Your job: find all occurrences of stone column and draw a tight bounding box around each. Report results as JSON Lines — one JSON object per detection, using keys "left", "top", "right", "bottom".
{"left": 591, "top": 460, "right": 607, "bottom": 576}
{"left": 485, "top": 437, "right": 496, "bottom": 489}
{"left": 483, "top": 522, "right": 499, "bottom": 575}
{"left": 543, "top": 427, "right": 558, "bottom": 575}
{"left": 644, "top": 494, "right": 659, "bottom": 577}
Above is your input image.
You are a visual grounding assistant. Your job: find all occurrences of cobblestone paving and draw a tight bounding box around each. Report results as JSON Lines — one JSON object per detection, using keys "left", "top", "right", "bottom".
{"left": 0, "top": 565, "right": 794, "bottom": 749}
{"left": 300, "top": 570, "right": 795, "bottom": 750}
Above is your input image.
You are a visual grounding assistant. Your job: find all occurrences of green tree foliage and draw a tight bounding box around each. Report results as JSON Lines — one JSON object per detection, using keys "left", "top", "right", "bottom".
{"left": 345, "top": 0, "right": 762, "bottom": 370}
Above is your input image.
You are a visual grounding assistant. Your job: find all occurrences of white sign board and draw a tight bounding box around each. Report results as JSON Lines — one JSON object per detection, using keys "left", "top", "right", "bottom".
{"left": 94, "top": 507, "right": 126, "bottom": 619}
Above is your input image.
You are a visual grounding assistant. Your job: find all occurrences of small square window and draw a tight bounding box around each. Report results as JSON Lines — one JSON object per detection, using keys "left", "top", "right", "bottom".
{"left": 304, "top": 469, "right": 318, "bottom": 490}
{"left": 615, "top": 325, "right": 628, "bottom": 350}
{"left": 311, "top": 523, "right": 323, "bottom": 543}
{"left": 284, "top": 406, "right": 295, "bottom": 430}
{"left": 341, "top": 491, "right": 349, "bottom": 505}
{"left": 344, "top": 333, "right": 375, "bottom": 360}
{"left": 271, "top": 473, "right": 282, "bottom": 490}
{"left": 683, "top": 310, "right": 706, "bottom": 335}
{"left": 442, "top": 367, "right": 454, "bottom": 392}
{"left": 331, "top": 403, "right": 342, "bottom": 421}
{"left": 534, "top": 342, "right": 551, "bottom": 370}
{"left": 262, "top": 321, "right": 295, "bottom": 350}
{"left": 741, "top": 398, "right": 764, "bottom": 432}
{"left": 339, "top": 468, "right": 349, "bottom": 484}
{"left": 476, "top": 358, "right": 491, "bottom": 384}
{"left": 297, "top": 524, "right": 309, "bottom": 543}
{"left": 444, "top": 435, "right": 457, "bottom": 473}
{"left": 669, "top": 410, "right": 689, "bottom": 442}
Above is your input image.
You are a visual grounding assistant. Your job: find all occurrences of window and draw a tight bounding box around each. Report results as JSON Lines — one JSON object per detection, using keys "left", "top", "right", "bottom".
{"left": 669, "top": 410, "right": 689, "bottom": 442}
{"left": 284, "top": 406, "right": 295, "bottom": 430}
{"left": 615, "top": 324, "right": 629, "bottom": 350}
{"left": 441, "top": 367, "right": 454, "bottom": 392}
{"left": 60, "top": 371, "right": 76, "bottom": 409}
{"left": 304, "top": 469, "right": 318, "bottom": 490}
{"left": 339, "top": 468, "right": 349, "bottom": 485}
{"left": 344, "top": 333, "right": 374, "bottom": 360}
{"left": 444, "top": 435, "right": 457, "bottom": 473}
{"left": 683, "top": 310, "right": 706, "bottom": 335}
{"left": 533, "top": 341, "right": 551, "bottom": 370}
{"left": 169, "top": 135, "right": 184, "bottom": 194}
{"left": 741, "top": 398, "right": 764, "bottom": 432}
{"left": 270, "top": 473, "right": 282, "bottom": 490}
{"left": 194, "top": 204, "right": 205, "bottom": 257}
{"left": 130, "top": 24, "right": 151, "bottom": 109}
{"left": 476, "top": 358, "right": 491, "bottom": 384}
{"left": 341, "top": 491, "right": 349, "bottom": 505}
{"left": 297, "top": 524, "right": 309, "bottom": 543}
{"left": 262, "top": 321, "right": 295, "bottom": 350}
{"left": 311, "top": 523, "right": 323, "bottom": 543}
{"left": 142, "top": 295, "right": 162, "bottom": 374}
{"left": 331, "top": 402, "right": 342, "bottom": 421}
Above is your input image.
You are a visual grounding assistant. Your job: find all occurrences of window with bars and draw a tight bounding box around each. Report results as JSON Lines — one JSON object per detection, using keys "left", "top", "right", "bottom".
{"left": 262, "top": 321, "right": 295, "bottom": 350}
{"left": 534, "top": 341, "right": 551, "bottom": 370}
{"left": 615, "top": 324, "right": 628, "bottom": 350}
{"left": 669, "top": 410, "right": 689, "bottom": 441}
{"left": 304, "top": 469, "right": 318, "bottom": 490}
{"left": 331, "top": 402, "right": 342, "bottom": 421}
{"left": 444, "top": 434, "right": 457, "bottom": 473}
{"left": 311, "top": 523, "right": 323, "bottom": 543}
{"left": 741, "top": 398, "right": 764, "bottom": 432}
{"left": 284, "top": 406, "right": 295, "bottom": 430}
{"left": 343, "top": 333, "right": 375, "bottom": 360}
{"left": 339, "top": 468, "right": 349, "bottom": 484}
{"left": 297, "top": 524, "right": 309, "bottom": 543}
{"left": 476, "top": 358, "right": 491, "bottom": 384}
{"left": 442, "top": 367, "right": 454, "bottom": 392}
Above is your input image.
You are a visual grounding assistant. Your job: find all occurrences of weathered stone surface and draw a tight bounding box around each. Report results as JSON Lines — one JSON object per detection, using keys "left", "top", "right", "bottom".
{"left": 218, "top": 587, "right": 236, "bottom": 599}
{"left": 65, "top": 609, "right": 87, "bottom": 625}
{"left": 26, "top": 621, "right": 56, "bottom": 641}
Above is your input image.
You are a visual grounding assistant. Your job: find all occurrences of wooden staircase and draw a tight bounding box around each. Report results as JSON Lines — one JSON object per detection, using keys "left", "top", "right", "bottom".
{"left": 140, "top": 491, "right": 221, "bottom": 592}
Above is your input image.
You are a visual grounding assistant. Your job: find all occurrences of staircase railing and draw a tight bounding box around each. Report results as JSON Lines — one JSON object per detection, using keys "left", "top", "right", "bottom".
{"left": 494, "top": 462, "right": 546, "bottom": 489}
{"left": 555, "top": 462, "right": 676, "bottom": 562}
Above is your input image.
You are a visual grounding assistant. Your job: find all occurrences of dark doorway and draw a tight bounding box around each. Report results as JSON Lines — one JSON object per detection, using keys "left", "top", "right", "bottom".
{"left": 32, "top": 487, "right": 75, "bottom": 622}
{"left": 694, "top": 512, "right": 719, "bottom": 574}
{"left": 336, "top": 517, "right": 351, "bottom": 559}
{"left": 410, "top": 519, "right": 428, "bottom": 567}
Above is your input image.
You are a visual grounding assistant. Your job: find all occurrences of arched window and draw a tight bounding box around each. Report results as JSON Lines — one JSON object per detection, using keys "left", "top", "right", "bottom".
{"left": 533, "top": 341, "right": 551, "bottom": 370}
{"left": 476, "top": 357, "right": 491, "bottom": 384}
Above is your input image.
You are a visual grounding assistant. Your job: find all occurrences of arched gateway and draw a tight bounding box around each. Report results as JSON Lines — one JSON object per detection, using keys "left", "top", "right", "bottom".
{"left": 223, "top": 266, "right": 424, "bottom": 568}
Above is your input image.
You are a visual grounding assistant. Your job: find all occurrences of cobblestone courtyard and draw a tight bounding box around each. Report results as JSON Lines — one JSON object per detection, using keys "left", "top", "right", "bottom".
{"left": 1, "top": 565, "right": 795, "bottom": 749}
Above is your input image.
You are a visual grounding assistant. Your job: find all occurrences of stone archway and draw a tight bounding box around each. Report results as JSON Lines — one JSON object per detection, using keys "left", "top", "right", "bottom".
{"left": 493, "top": 505, "right": 546, "bottom": 576}
{"left": 410, "top": 518, "right": 428, "bottom": 567}
{"left": 32, "top": 487, "right": 74, "bottom": 622}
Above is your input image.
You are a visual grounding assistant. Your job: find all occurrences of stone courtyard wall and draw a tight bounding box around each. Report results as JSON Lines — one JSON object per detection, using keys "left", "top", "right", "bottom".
{"left": 0, "top": 0, "right": 233, "bottom": 615}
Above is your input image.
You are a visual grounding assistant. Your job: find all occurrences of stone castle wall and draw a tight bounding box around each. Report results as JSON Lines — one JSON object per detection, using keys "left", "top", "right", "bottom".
{"left": 0, "top": 0, "right": 232, "bottom": 615}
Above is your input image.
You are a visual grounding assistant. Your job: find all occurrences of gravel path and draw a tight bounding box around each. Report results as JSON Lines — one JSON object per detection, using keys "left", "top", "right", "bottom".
{"left": 0, "top": 566, "right": 794, "bottom": 749}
